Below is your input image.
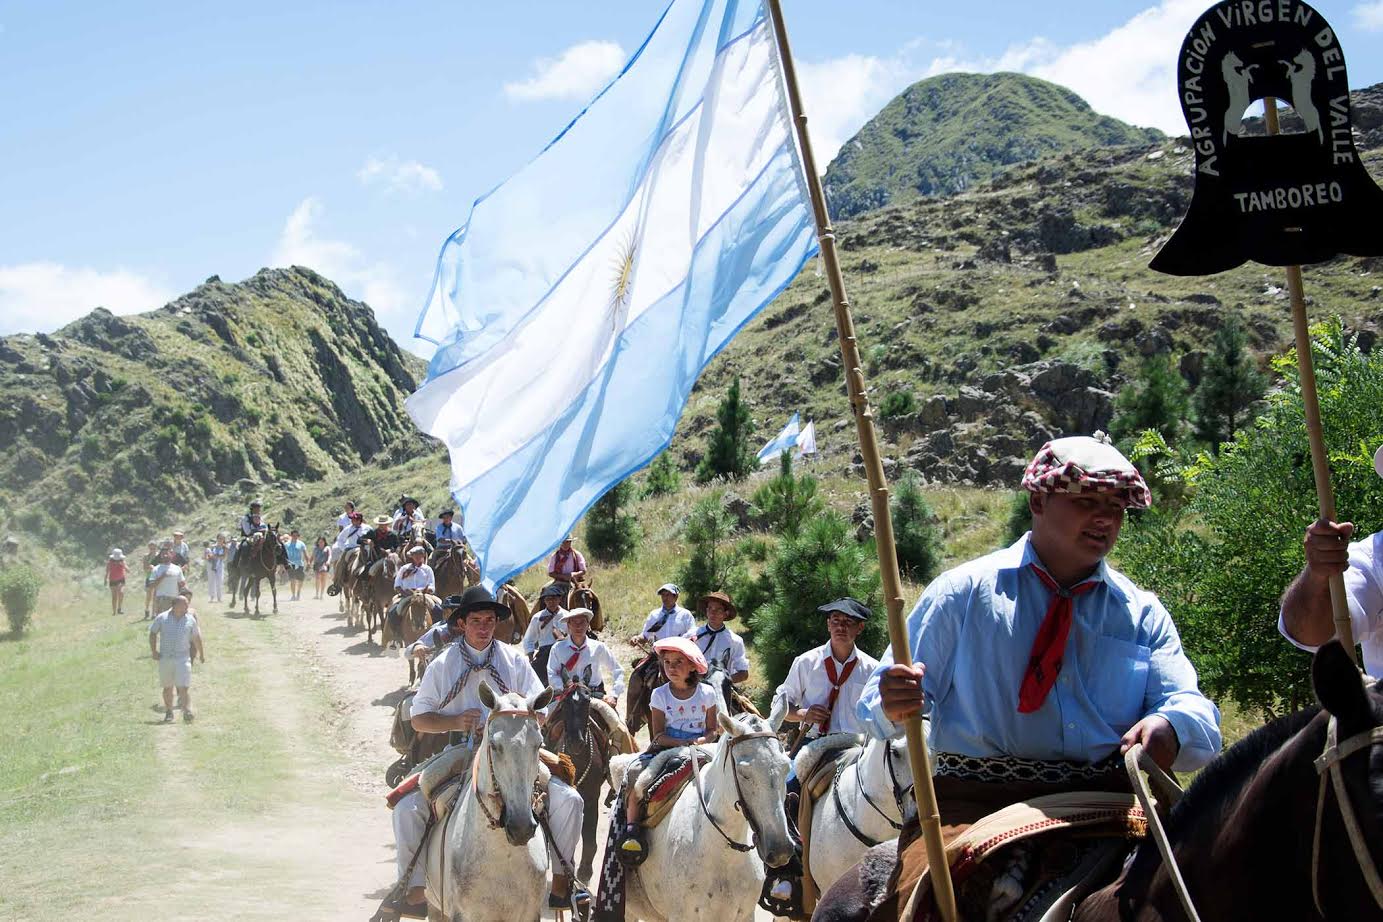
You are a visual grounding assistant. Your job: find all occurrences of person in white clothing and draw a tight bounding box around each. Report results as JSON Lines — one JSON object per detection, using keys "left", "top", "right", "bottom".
{"left": 632, "top": 583, "right": 696, "bottom": 644}
{"left": 149, "top": 593, "right": 204, "bottom": 723}
{"left": 546, "top": 608, "right": 624, "bottom": 706}
{"left": 335, "top": 511, "right": 367, "bottom": 552}
{"left": 337, "top": 500, "right": 357, "bottom": 531}
{"left": 522, "top": 584, "right": 568, "bottom": 678}
{"left": 147, "top": 551, "right": 187, "bottom": 621}
{"left": 774, "top": 598, "right": 880, "bottom": 740}
{"left": 1281, "top": 515, "right": 1383, "bottom": 677}
{"left": 694, "top": 591, "right": 750, "bottom": 683}
{"left": 393, "top": 546, "right": 436, "bottom": 594}
{"left": 392, "top": 495, "right": 427, "bottom": 536}
{"left": 387, "top": 586, "right": 586, "bottom": 918}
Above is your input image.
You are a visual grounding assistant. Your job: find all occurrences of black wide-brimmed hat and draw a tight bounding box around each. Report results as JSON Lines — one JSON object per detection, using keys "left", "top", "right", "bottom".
{"left": 818, "top": 598, "right": 871, "bottom": 622}
{"left": 449, "top": 585, "right": 510, "bottom": 622}
{"left": 699, "top": 591, "right": 738, "bottom": 621}
{"left": 399, "top": 495, "right": 420, "bottom": 508}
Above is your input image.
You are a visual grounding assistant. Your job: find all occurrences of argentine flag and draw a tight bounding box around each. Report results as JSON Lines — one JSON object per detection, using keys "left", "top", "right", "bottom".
{"left": 756, "top": 413, "right": 800, "bottom": 465}
{"left": 407, "top": 0, "right": 819, "bottom": 587}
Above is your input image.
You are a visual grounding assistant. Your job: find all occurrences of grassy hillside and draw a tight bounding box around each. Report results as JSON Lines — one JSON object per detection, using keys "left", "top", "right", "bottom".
{"left": 823, "top": 72, "right": 1163, "bottom": 218}
{"left": 0, "top": 267, "right": 428, "bottom": 557}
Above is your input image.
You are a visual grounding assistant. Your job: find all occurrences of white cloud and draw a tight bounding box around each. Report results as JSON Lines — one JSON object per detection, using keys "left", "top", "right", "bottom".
{"left": 0, "top": 262, "right": 173, "bottom": 335}
{"left": 273, "top": 197, "right": 412, "bottom": 339}
{"left": 504, "top": 40, "right": 626, "bottom": 102}
{"left": 797, "top": 54, "right": 913, "bottom": 169}
{"left": 1355, "top": 2, "right": 1383, "bottom": 30}
{"left": 357, "top": 156, "right": 443, "bottom": 194}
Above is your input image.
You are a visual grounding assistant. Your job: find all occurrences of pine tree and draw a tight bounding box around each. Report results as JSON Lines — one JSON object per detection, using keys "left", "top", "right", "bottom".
{"left": 676, "top": 493, "right": 746, "bottom": 605}
{"left": 751, "top": 451, "right": 825, "bottom": 537}
{"left": 695, "top": 377, "right": 757, "bottom": 483}
{"left": 1193, "top": 314, "right": 1268, "bottom": 451}
{"left": 749, "top": 512, "right": 883, "bottom": 693}
{"left": 1109, "top": 354, "right": 1191, "bottom": 447}
{"left": 643, "top": 450, "right": 681, "bottom": 498}
{"left": 584, "top": 479, "right": 640, "bottom": 563}
{"left": 890, "top": 472, "right": 942, "bottom": 582}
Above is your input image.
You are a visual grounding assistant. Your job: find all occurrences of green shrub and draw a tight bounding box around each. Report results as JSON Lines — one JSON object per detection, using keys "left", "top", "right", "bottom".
{"left": 643, "top": 451, "right": 681, "bottom": 498}
{"left": 1004, "top": 489, "right": 1032, "bottom": 545}
{"left": 1109, "top": 353, "right": 1190, "bottom": 448}
{"left": 891, "top": 472, "right": 942, "bottom": 583}
{"left": 585, "top": 478, "right": 640, "bottom": 563}
{"left": 750, "top": 511, "right": 884, "bottom": 692}
{"left": 1192, "top": 313, "right": 1268, "bottom": 451}
{"left": 676, "top": 493, "right": 746, "bottom": 605}
{"left": 696, "top": 377, "right": 757, "bottom": 483}
{"left": 0, "top": 565, "right": 40, "bottom": 635}
{"left": 879, "top": 389, "right": 917, "bottom": 419}
{"left": 751, "top": 451, "right": 825, "bottom": 537}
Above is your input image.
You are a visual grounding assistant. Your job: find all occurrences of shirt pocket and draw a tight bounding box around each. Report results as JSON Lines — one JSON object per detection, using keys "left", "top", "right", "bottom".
{"left": 1087, "top": 635, "right": 1151, "bottom": 729}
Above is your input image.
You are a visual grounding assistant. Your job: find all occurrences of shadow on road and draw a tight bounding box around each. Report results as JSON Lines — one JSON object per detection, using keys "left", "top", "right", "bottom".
{"left": 372, "top": 686, "right": 413, "bottom": 708}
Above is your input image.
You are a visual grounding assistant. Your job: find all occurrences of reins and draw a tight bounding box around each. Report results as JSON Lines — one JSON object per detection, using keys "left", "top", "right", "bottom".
{"left": 1125, "top": 743, "right": 1199, "bottom": 922}
{"left": 1312, "top": 716, "right": 1383, "bottom": 914}
{"left": 690, "top": 730, "right": 779, "bottom": 854}
{"left": 470, "top": 707, "right": 545, "bottom": 830}
{"left": 834, "top": 741, "right": 912, "bottom": 847}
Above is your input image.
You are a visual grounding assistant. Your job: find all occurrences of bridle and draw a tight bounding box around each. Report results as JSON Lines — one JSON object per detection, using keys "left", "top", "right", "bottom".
{"left": 834, "top": 740, "right": 913, "bottom": 847}
{"left": 1312, "top": 713, "right": 1383, "bottom": 914}
{"left": 691, "top": 728, "right": 783, "bottom": 854}
{"left": 471, "top": 707, "right": 545, "bottom": 831}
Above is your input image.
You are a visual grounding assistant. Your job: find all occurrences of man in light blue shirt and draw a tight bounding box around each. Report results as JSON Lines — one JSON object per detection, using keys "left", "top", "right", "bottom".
{"left": 859, "top": 435, "right": 1221, "bottom": 777}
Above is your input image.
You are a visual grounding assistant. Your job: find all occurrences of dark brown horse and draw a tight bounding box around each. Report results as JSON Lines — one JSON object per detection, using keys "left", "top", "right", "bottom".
{"left": 430, "top": 540, "right": 470, "bottom": 599}
{"left": 813, "top": 640, "right": 1383, "bottom": 922}
{"left": 236, "top": 526, "right": 286, "bottom": 615}
{"left": 544, "top": 666, "right": 636, "bottom": 881}
{"left": 361, "top": 552, "right": 398, "bottom": 646}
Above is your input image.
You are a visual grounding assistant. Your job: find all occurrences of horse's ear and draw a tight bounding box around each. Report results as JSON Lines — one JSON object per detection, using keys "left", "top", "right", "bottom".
{"left": 478, "top": 680, "right": 497, "bottom": 710}
{"left": 530, "top": 686, "right": 554, "bottom": 713}
{"left": 717, "top": 711, "right": 738, "bottom": 738}
{"left": 1313, "top": 640, "right": 1370, "bottom": 724}
{"left": 582, "top": 664, "right": 593, "bottom": 685}
{"left": 559, "top": 665, "right": 570, "bottom": 686}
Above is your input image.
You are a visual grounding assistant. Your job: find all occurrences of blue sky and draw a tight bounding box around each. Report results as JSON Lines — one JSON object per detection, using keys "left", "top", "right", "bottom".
{"left": 4, "top": 0, "right": 1383, "bottom": 354}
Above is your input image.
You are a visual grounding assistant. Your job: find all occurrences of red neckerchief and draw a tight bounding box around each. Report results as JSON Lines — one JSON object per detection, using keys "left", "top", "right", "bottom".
{"left": 562, "top": 641, "right": 586, "bottom": 674}
{"left": 1018, "top": 564, "right": 1099, "bottom": 713}
{"left": 820, "top": 653, "right": 858, "bottom": 734}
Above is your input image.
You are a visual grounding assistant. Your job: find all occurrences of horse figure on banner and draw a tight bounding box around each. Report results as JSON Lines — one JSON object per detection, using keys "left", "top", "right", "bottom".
{"left": 812, "top": 641, "right": 1383, "bottom": 922}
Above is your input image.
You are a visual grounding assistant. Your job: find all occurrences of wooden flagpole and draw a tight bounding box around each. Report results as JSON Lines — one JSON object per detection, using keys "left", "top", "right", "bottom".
{"left": 763, "top": 2, "right": 959, "bottom": 919}
{"left": 1263, "top": 97, "right": 1358, "bottom": 663}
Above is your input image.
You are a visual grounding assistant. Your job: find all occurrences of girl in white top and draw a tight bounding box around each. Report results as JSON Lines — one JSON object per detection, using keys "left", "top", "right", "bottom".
{"left": 618, "top": 636, "right": 719, "bottom": 859}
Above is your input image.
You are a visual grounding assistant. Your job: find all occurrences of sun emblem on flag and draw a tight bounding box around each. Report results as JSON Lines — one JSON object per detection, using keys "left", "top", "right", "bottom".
{"left": 610, "top": 230, "right": 638, "bottom": 313}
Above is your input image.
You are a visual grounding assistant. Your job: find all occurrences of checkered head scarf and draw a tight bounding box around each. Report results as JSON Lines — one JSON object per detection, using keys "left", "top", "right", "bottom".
{"left": 1021, "top": 432, "right": 1152, "bottom": 510}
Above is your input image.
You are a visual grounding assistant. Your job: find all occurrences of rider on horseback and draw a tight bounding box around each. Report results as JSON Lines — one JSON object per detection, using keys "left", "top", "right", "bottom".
{"left": 523, "top": 584, "right": 568, "bottom": 679}
{"left": 392, "top": 496, "right": 426, "bottom": 535}
{"left": 237, "top": 501, "right": 266, "bottom": 539}
{"left": 547, "top": 536, "right": 586, "bottom": 589}
{"left": 695, "top": 591, "right": 750, "bottom": 684}
{"left": 633, "top": 583, "right": 695, "bottom": 644}
{"left": 389, "top": 546, "right": 439, "bottom": 631}
{"left": 387, "top": 586, "right": 588, "bottom": 919}
{"left": 434, "top": 508, "right": 465, "bottom": 545}
{"left": 546, "top": 608, "right": 623, "bottom": 707}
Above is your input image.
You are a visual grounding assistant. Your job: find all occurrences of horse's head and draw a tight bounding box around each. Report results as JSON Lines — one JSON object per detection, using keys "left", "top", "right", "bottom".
{"left": 477, "top": 681, "right": 553, "bottom": 846}
{"left": 716, "top": 712, "right": 795, "bottom": 868}
{"left": 556, "top": 665, "right": 594, "bottom": 742}
{"left": 1310, "top": 640, "right": 1383, "bottom": 915}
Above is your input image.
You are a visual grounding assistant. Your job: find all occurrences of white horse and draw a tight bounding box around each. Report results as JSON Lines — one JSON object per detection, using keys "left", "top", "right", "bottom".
{"left": 425, "top": 682, "right": 555, "bottom": 922}
{"left": 619, "top": 712, "right": 795, "bottom": 922}
{"left": 803, "top": 734, "right": 914, "bottom": 893}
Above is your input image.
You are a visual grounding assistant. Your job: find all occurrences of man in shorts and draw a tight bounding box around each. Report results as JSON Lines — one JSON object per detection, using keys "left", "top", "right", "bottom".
{"left": 284, "top": 528, "right": 308, "bottom": 601}
{"left": 149, "top": 592, "right": 205, "bottom": 723}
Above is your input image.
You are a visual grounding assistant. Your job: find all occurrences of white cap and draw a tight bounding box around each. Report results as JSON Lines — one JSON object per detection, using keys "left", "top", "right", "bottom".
{"left": 657, "top": 583, "right": 680, "bottom": 596}
{"left": 559, "top": 607, "right": 594, "bottom": 625}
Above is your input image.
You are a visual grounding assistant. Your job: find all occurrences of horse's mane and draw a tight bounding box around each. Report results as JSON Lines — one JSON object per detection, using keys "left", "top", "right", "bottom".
{"left": 1123, "top": 704, "right": 1322, "bottom": 887}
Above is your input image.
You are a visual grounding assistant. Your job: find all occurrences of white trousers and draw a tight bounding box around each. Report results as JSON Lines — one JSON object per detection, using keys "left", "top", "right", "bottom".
{"left": 207, "top": 569, "right": 224, "bottom": 601}
{"left": 393, "top": 777, "right": 583, "bottom": 889}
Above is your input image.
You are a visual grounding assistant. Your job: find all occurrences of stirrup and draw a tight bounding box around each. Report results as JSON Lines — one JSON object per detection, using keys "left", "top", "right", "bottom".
{"left": 758, "top": 853, "right": 806, "bottom": 919}
{"left": 616, "top": 825, "right": 650, "bottom": 866}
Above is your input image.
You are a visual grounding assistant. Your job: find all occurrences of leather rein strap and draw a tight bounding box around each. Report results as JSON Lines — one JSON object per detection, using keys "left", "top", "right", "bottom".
{"left": 833, "top": 743, "right": 911, "bottom": 847}
{"left": 1125, "top": 743, "right": 1200, "bottom": 922}
{"left": 1312, "top": 716, "right": 1383, "bottom": 915}
{"left": 471, "top": 708, "right": 543, "bottom": 830}
{"left": 691, "top": 730, "right": 778, "bottom": 853}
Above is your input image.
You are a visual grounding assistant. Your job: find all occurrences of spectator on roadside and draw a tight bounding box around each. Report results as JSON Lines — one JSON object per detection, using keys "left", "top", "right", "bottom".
{"left": 170, "top": 531, "right": 191, "bottom": 567}
{"left": 311, "top": 536, "right": 332, "bottom": 600}
{"left": 148, "top": 551, "right": 187, "bottom": 620}
{"left": 206, "top": 534, "right": 229, "bottom": 603}
{"left": 105, "top": 548, "right": 128, "bottom": 617}
{"left": 285, "top": 529, "right": 308, "bottom": 601}
{"left": 149, "top": 592, "right": 205, "bottom": 724}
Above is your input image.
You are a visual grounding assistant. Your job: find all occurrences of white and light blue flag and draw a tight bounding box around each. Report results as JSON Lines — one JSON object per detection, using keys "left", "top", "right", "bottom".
{"left": 756, "top": 412, "right": 800, "bottom": 465}
{"left": 406, "top": 0, "right": 819, "bottom": 587}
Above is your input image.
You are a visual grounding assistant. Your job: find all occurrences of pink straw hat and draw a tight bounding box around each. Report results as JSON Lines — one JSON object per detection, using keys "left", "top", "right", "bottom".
{"left": 653, "top": 636, "right": 708, "bottom": 674}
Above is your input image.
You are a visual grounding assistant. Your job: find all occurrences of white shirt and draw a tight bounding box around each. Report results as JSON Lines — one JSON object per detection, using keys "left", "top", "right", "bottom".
{"left": 546, "top": 637, "right": 626, "bottom": 698}
{"left": 408, "top": 623, "right": 458, "bottom": 656}
{"left": 150, "top": 564, "right": 185, "bottom": 597}
{"left": 775, "top": 642, "right": 880, "bottom": 736}
{"left": 238, "top": 515, "right": 264, "bottom": 537}
{"left": 149, "top": 611, "right": 201, "bottom": 659}
{"left": 1279, "top": 530, "right": 1383, "bottom": 676}
{"left": 337, "top": 512, "right": 353, "bottom": 529}
{"left": 393, "top": 508, "right": 427, "bottom": 532}
{"left": 394, "top": 563, "right": 436, "bottom": 592}
{"left": 522, "top": 606, "right": 567, "bottom": 653}
{"left": 334, "top": 523, "right": 366, "bottom": 552}
{"left": 695, "top": 624, "right": 750, "bottom": 675}
{"left": 650, "top": 682, "right": 719, "bottom": 740}
{"left": 412, "top": 640, "right": 544, "bottom": 718}
{"left": 640, "top": 605, "right": 696, "bottom": 642}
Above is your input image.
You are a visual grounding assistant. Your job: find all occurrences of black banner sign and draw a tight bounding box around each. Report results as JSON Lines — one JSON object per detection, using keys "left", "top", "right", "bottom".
{"left": 1151, "top": 0, "right": 1383, "bottom": 276}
